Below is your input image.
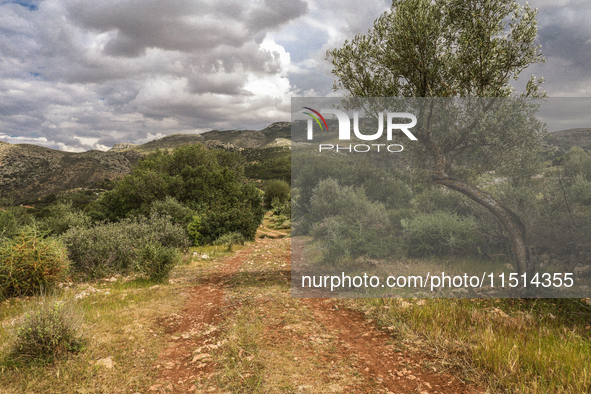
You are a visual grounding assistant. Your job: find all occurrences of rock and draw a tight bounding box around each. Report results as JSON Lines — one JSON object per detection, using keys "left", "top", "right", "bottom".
{"left": 149, "top": 285, "right": 160, "bottom": 290}
{"left": 75, "top": 286, "right": 99, "bottom": 300}
{"left": 96, "top": 356, "right": 114, "bottom": 369}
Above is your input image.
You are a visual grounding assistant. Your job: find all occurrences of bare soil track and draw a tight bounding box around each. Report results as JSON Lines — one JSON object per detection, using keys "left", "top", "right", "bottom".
{"left": 149, "top": 238, "right": 485, "bottom": 394}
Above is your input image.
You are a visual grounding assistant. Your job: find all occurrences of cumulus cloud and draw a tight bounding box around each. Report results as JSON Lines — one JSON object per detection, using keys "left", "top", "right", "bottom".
{"left": 0, "top": 0, "right": 307, "bottom": 151}
{"left": 511, "top": 0, "right": 591, "bottom": 96}
{"left": 0, "top": 0, "right": 589, "bottom": 152}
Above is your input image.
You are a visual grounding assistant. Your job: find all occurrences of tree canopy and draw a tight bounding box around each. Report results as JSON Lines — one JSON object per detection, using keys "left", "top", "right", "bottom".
{"left": 326, "top": 0, "right": 548, "bottom": 274}
{"left": 96, "top": 145, "right": 265, "bottom": 243}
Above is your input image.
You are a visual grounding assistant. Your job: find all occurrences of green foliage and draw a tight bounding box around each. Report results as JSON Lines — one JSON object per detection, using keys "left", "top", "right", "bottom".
{"left": 134, "top": 243, "right": 181, "bottom": 282}
{"left": 0, "top": 228, "right": 69, "bottom": 299}
{"left": 271, "top": 198, "right": 291, "bottom": 218}
{"left": 411, "top": 187, "right": 476, "bottom": 217}
{"left": 149, "top": 196, "right": 195, "bottom": 228}
{"left": 7, "top": 298, "right": 84, "bottom": 365}
{"left": 309, "top": 179, "right": 397, "bottom": 264}
{"left": 263, "top": 179, "right": 290, "bottom": 208}
{"left": 292, "top": 151, "right": 412, "bottom": 218}
{"left": 43, "top": 201, "right": 91, "bottom": 236}
{"left": 563, "top": 147, "right": 591, "bottom": 180}
{"left": 404, "top": 212, "right": 483, "bottom": 256}
{"left": 327, "top": 0, "right": 545, "bottom": 98}
{"left": 187, "top": 203, "right": 262, "bottom": 246}
{"left": 95, "top": 145, "right": 265, "bottom": 247}
{"left": 97, "top": 145, "right": 250, "bottom": 220}
{"left": 0, "top": 206, "right": 35, "bottom": 239}
{"left": 61, "top": 215, "right": 190, "bottom": 278}
{"left": 243, "top": 147, "right": 291, "bottom": 182}
{"left": 213, "top": 232, "right": 245, "bottom": 252}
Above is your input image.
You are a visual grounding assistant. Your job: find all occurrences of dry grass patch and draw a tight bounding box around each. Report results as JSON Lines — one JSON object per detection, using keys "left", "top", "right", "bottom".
{"left": 344, "top": 297, "right": 591, "bottom": 394}
{"left": 0, "top": 244, "right": 239, "bottom": 394}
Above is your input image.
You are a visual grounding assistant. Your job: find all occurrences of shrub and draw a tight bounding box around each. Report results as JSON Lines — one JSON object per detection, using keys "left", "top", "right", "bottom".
{"left": 213, "top": 232, "right": 245, "bottom": 252}
{"left": 96, "top": 144, "right": 254, "bottom": 221}
{"left": 43, "top": 201, "right": 91, "bottom": 235}
{"left": 271, "top": 197, "right": 291, "bottom": 218}
{"left": 61, "top": 215, "right": 190, "bottom": 278}
{"left": 134, "top": 243, "right": 181, "bottom": 282}
{"left": 263, "top": 179, "right": 290, "bottom": 208}
{"left": 187, "top": 203, "right": 262, "bottom": 246}
{"left": 0, "top": 206, "right": 35, "bottom": 239}
{"left": 308, "top": 179, "right": 397, "bottom": 264}
{"left": 7, "top": 298, "right": 84, "bottom": 365}
{"left": 0, "top": 228, "right": 69, "bottom": 299}
{"left": 404, "top": 212, "right": 483, "bottom": 256}
{"left": 149, "top": 196, "right": 195, "bottom": 228}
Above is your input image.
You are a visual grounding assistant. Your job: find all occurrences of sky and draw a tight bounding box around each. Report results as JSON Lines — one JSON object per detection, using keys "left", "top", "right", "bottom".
{"left": 0, "top": 0, "right": 590, "bottom": 152}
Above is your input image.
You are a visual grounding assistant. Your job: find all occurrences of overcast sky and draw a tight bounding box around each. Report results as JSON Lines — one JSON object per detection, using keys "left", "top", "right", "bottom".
{"left": 0, "top": 0, "right": 590, "bottom": 152}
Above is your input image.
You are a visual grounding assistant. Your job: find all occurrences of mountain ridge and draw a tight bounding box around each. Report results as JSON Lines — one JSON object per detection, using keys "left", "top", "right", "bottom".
{"left": 0, "top": 122, "right": 588, "bottom": 204}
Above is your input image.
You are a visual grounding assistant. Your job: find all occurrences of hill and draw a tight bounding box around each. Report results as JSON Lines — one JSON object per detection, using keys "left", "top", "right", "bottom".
{"left": 0, "top": 122, "right": 292, "bottom": 203}
{"left": 545, "top": 128, "right": 591, "bottom": 156}
{"left": 1, "top": 123, "right": 588, "bottom": 204}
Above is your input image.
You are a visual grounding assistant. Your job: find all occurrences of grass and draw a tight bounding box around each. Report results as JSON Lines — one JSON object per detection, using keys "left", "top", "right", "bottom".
{"left": 0, "top": 243, "right": 236, "bottom": 394}
{"left": 343, "top": 297, "right": 591, "bottom": 393}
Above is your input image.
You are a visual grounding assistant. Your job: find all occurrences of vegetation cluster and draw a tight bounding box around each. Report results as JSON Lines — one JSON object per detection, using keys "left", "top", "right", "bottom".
{"left": 293, "top": 146, "right": 591, "bottom": 268}
{"left": 0, "top": 144, "right": 279, "bottom": 364}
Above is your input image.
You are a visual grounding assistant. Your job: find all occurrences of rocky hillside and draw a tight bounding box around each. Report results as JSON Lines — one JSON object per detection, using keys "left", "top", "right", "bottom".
{"left": 0, "top": 142, "right": 141, "bottom": 203}
{"left": 545, "top": 128, "right": 591, "bottom": 156}
{"left": 1, "top": 121, "right": 587, "bottom": 204}
{"left": 0, "top": 122, "right": 291, "bottom": 203}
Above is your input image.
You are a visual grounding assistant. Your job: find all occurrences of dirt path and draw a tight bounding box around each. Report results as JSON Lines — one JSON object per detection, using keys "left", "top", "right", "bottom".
{"left": 148, "top": 238, "right": 485, "bottom": 393}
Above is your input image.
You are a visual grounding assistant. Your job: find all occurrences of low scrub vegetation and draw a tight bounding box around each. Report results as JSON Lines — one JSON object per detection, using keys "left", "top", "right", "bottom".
{"left": 134, "top": 242, "right": 181, "bottom": 282}
{"left": 348, "top": 297, "right": 591, "bottom": 393}
{"left": 62, "top": 215, "right": 190, "bottom": 278}
{"left": 5, "top": 297, "right": 84, "bottom": 366}
{"left": 0, "top": 227, "right": 70, "bottom": 298}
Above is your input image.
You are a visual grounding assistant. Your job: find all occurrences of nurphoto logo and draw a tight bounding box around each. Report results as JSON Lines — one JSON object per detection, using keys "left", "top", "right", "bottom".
{"left": 302, "top": 107, "right": 418, "bottom": 153}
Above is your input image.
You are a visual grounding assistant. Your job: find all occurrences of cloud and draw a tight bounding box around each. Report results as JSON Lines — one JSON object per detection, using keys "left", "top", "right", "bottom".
{"left": 0, "top": 0, "right": 308, "bottom": 151}
{"left": 509, "top": 0, "right": 591, "bottom": 96}
{"left": 1, "top": 0, "right": 590, "bottom": 153}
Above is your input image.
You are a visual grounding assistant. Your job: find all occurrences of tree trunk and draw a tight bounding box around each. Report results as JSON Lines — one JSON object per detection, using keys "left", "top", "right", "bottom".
{"left": 433, "top": 176, "right": 530, "bottom": 275}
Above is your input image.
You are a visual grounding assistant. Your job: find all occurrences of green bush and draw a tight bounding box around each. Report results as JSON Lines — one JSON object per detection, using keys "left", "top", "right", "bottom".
{"left": 0, "top": 228, "right": 69, "bottom": 299}
{"left": 0, "top": 206, "right": 35, "bottom": 239}
{"left": 61, "top": 215, "right": 190, "bottom": 278}
{"left": 134, "top": 243, "right": 181, "bottom": 282}
{"left": 404, "top": 212, "right": 482, "bottom": 256}
{"left": 43, "top": 201, "right": 91, "bottom": 235}
{"left": 96, "top": 144, "right": 255, "bottom": 220}
{"left": 7, "top": 298, "right": 84, "bottom": 365}
{"left": 187, "top": 203, "right": 262, "bottom": 246}
{"left": 213, "top": 232, "right": 245, "bottom": 252}
{"left": 150, "top": 196, "right": 195, "bottom": 228}
{"left": 309, "top": 179, "right": 397, "bottom": 264}
{"left": 263, "top": 179, "right": 290, "bottom": 208}
{"left": 271, "top": 197, "right": 291, "bottom": 218}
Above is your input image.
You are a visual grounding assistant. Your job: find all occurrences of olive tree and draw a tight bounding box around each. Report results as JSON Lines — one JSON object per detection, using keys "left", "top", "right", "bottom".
{"left": 326, "top": 0, "right": 547, "bottom": 274}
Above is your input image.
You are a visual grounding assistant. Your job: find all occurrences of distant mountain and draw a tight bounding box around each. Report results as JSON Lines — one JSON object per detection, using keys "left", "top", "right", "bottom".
{"left": 1, "top": 123, "right": 587, "bottom": 204}
{"left": 112, "top": 122, "right": 292, "bottom": 153}
{"left": 545, "top": 128, "right": 591, "bottom": 156}
{"left": 0, "top": 141, "right": 141, "bottom": 203}
{"left": 0, "top": 122, "right": 291, "bottom": 203}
